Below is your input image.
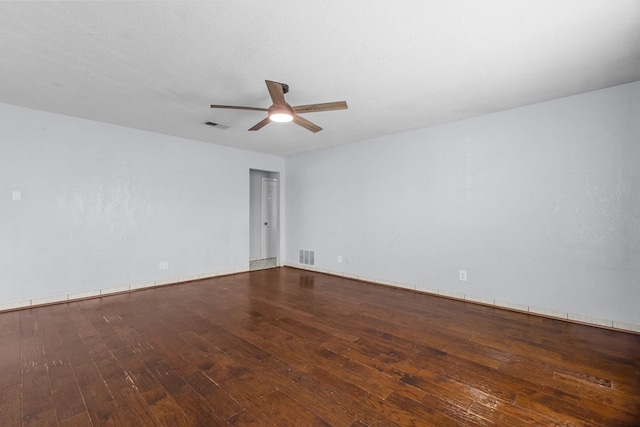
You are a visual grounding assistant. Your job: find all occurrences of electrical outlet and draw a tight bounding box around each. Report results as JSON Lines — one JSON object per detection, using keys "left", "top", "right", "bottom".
{"left": 346, "top": 257, "right": 351, "bottom": 264}
{"left": 159, "top": 261, "right": 169, "bottom": 270}
{"left": 12, "top": 191, "right": 21, "bottom": 201}
{"left": 459, "top": 270, "right": 467, "bottom": 281}
{"left": 337, "top": 255, "right": 343, "bottom": 263}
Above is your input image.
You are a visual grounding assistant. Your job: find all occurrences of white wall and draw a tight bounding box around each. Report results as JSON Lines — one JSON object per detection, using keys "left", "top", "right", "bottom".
{"left": 1, "top": 103, "right": 284, "bottom": 307}
{"left": 3, "top": 82, "right": 638, "bottom": 330}
{"left": 285, "top": 82, "right": 640, "bottom": 328}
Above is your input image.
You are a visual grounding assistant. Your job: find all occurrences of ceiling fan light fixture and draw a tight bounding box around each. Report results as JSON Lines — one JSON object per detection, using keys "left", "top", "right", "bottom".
{"left": 211, "top": 80, "right": 347, "bottom": 132}
{"left": 269, "top": 111, "right": 293, "bottom": 123}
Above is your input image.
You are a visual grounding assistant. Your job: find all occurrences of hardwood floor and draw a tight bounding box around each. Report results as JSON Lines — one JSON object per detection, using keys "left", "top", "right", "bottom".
{"left": 1, "top": 267, "right": 639, "bottom": 426}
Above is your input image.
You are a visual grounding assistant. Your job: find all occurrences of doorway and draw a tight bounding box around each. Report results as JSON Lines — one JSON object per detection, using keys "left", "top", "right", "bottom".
{"left": 249, "top": 169, "right": 280, "bottom": 270}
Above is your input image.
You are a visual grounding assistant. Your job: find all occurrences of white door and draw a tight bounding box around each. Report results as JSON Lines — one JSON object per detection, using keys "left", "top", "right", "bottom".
{"left": 261, "top": 178, "right": 278, "bottom": 259}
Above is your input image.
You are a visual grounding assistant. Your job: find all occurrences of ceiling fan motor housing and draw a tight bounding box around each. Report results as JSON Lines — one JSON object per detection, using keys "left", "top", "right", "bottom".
{"left": 268, "top": 103, "right": 294, "bottom": 115}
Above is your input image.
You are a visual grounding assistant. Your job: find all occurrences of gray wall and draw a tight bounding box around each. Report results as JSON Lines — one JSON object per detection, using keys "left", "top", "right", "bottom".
{"left": 285, "top": 82, "right": 640, "bottom": 327}
{"left": 1, "top": 102, "right": 284, "bottom": 307}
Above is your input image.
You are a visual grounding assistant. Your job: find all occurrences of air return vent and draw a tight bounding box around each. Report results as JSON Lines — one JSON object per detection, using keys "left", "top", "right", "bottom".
{"left": 205, "top": 121, "right": 230, "bottom": 129}
{"left": 299, "top": 249, "right": 315, "bottom": 266}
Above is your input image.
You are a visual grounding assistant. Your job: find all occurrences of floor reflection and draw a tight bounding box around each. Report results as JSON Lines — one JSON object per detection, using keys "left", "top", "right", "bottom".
{"left": 299, "top": 275, "right": 314, "bottom": 288}
{"left": 250, "top": 257, "right": 277, "bottom": 271}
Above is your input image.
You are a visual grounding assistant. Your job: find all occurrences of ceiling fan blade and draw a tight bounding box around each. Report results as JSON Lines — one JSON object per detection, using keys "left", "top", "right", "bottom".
{"left": 265, "top": 80, "right": 287, "bottom": 107}
{"left": 210, "top": 105, "right": 268, "bottom": 112}
{"left": 292, "top": 101, "right": 348, "bottom": 114}
{"left": 293, "top": 115, "right": 322, "bottom": 133}
{"left": 248, "top": 116, "right": 271, "bottom": 131}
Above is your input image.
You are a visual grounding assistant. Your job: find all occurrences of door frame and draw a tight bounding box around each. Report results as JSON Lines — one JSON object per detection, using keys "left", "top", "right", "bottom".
{"left": 249, "top": 169, "right": 280, "bottom": 265}
{"left": 261, "top": 177, "right": 279, "bottom": 260}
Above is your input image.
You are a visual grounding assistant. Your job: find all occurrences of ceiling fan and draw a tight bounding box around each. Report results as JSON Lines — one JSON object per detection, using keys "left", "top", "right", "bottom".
{"left": 210, "top": 80, "right": 348, "bottom": 133}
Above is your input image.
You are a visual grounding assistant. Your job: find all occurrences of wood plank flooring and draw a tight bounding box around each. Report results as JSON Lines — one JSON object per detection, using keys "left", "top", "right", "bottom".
{"left": 1, "top": 267, "right": 639, "bottom": 426}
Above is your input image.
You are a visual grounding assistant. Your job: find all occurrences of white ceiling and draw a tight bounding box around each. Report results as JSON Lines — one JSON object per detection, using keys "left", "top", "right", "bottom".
{"left": 1, "top": 1, "right": 639, "bottom": 157}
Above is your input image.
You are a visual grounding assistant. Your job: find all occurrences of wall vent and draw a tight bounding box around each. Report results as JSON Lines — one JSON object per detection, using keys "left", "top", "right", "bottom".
{"left": 299, "top": 249, "right": 315, "bottom": 266}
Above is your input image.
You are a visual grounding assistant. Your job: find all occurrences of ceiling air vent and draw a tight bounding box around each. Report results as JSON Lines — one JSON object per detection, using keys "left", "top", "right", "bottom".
{"left": 205, "top": 121, "right": 230, "bottom": 129}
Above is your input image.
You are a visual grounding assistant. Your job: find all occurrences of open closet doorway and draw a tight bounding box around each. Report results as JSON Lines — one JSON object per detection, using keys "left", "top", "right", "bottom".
{"left": 249, "top": 169, "right": 280, "bottom": 270}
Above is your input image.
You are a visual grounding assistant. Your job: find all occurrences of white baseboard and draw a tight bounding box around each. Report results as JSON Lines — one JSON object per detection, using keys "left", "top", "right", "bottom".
{"left": 284, "top": 263, "right": 640, "bottom": 334}
{"left": 4, "top": 264, "right": 638, "bottom": 335}
{"left": 0, "top": 268, "right": 250, "bottom": 313}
